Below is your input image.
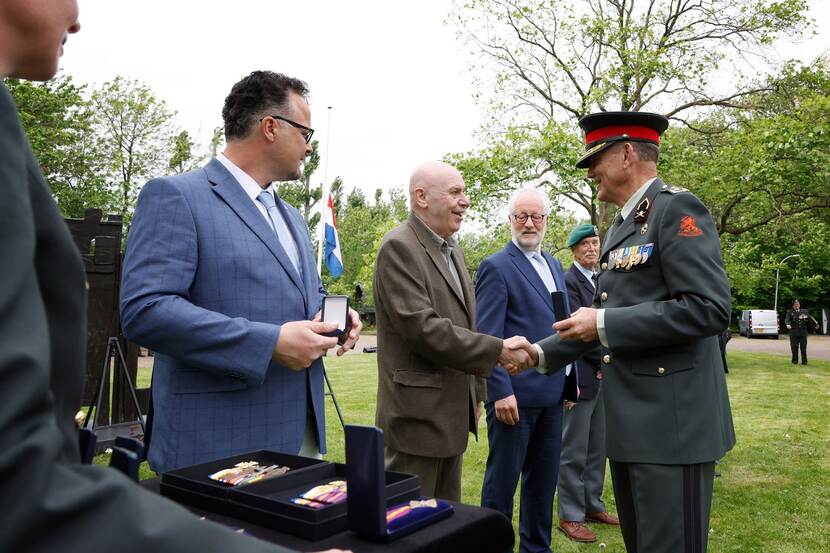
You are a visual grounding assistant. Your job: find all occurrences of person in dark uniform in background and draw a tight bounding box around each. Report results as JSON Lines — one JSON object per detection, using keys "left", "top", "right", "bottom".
{"left": 514, "top": 111, "right": 735, "bottom": 553}
{"left": 557, "top": 223, "right": 619, "bottom": 543}
{"left": 785, "top": 300, "right": 817, "bottom": 365}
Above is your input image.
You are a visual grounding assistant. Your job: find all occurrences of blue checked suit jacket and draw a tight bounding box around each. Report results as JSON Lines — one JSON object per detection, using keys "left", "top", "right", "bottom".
{"left": 121, "top": 158, "right": 326, "bottom": 473}
{"left": 475, "top": 241, "right": 569, "bottom": 407}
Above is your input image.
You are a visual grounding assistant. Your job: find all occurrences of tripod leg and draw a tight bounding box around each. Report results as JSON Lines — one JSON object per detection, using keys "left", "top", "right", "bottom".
{"left": 84, "top": 337, "right": 114, "bottom": 428}
{"left": 113, "top": 338, "right": 146, "bottom": 434}
{"left": 322, "top": 366, "right": 345, "bottom": 429}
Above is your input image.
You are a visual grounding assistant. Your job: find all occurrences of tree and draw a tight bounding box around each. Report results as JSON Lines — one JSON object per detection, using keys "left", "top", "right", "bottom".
{"left": 661, "top": 60, "right": 830, "bottom": 236}
{"left": 329, "top": 176, "right": 345, "bottom": 218}
{"left": 449, "top": 0, "right": 811, "bottom": 229}
{"left": 207, "top": 126, "right": 224, "bottom": 158}
{"left": 322, "top": 187, "right": 406, "bottom": 299}
{"left": 6, "top": 75, "right": 113, "bottom": 217}
{"left": 91, "top": 76, "right": 177, "bottom": 218}
{"left": 658, "top": 61, "right": 830, "bottom": 313}
{"left": 168, "top": 130, "right": 199, "bottom": 174}
{"left": 277, "top": 139, "right": 322, "bottom": 229}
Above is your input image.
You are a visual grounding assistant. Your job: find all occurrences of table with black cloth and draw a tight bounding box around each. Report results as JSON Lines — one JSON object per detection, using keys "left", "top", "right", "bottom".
{"left": 141, "top": 478, "right": 514, "bottom": 552}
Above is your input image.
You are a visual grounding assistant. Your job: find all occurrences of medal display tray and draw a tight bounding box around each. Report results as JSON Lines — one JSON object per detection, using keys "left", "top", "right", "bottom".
{"left": 160, "top": 450, "right": 327, "bottom": 515}
{"left": 228, "top": 462, "right": 420, "bottom": 541}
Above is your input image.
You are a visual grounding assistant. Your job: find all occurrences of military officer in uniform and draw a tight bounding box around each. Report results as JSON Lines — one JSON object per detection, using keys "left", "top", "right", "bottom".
{"left": 785, "top": 300, "right": 817, "bottom": 365}
{"left": 515, "top": 111, "right": 736, "bottom": 553}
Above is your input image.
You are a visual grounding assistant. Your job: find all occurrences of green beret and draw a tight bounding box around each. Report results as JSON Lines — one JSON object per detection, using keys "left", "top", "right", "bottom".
{"left": 567, "top": 223, "right": 599, "bottom": 248}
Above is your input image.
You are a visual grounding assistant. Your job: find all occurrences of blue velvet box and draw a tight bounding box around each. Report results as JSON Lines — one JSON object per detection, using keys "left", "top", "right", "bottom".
{"left": 346, "top": 424, "right": 454, "bottom": 541}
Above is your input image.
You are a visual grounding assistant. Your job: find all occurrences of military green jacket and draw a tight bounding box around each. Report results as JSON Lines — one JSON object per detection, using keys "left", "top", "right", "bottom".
{"left": 537, "top": 178, "right": 736, "bottom": 465}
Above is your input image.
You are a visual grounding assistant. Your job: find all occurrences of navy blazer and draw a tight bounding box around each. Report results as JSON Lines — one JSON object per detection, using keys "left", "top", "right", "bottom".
{"left": 475, "top": 241, "right": 569, "bottom": 408}
{"left": 121, "top": 158, "right": 327, "bottom": 473}
{"left": 565, "top": 264, "right": 602, "bottom": 400}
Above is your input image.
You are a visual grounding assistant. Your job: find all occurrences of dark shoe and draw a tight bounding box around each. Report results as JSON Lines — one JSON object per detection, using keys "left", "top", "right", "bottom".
{"left": 586, "top": 511, "right": 620, "bottom": 525}
{"left": 792, "top": 360, "right": 798, "bottom": 364}
{"left": 802, "top": 361, "right": 808, "bottom": 365}
{"left": 558, "top": 520, "right": 597, "bottom": 542}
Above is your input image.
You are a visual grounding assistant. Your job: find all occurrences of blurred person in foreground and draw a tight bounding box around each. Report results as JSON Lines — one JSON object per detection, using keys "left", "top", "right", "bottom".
{"left": 0, "top": 2, "right": 346, "bottom": 551}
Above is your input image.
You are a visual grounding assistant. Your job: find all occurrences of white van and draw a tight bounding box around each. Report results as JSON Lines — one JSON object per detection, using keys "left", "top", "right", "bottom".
{"left": 738, "top": 310, "right": 779, "bottom": 339}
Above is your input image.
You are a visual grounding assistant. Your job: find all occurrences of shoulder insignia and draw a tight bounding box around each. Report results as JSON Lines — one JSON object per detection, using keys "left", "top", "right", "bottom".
{"left": 661, "top": 184, "right": 688, "bottom": 194}
{"left": 678, "top": 215, "right": 703, "bottom": 237}
{"left": 633, "top": 197, "right": 651, "bottom": 223}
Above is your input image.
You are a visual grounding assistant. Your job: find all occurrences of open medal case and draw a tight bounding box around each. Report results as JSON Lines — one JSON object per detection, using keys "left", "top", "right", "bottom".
{"left": 159, "top": 450, "right": 326, "bottom": 515}
{"left": 160, "top": 447, "right": 420, "bottom": 540}
{"left": 228, "top": 462, "right": 420, "bottom": 540}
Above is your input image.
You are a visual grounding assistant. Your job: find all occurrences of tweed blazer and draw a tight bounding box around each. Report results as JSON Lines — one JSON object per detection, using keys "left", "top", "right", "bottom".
{"left": 374, "top": 214, "right": 503, "bottom": 458}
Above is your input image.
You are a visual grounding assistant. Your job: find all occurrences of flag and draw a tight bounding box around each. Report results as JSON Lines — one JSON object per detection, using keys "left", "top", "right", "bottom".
{"left": 324, "top": 192, "right": 343, "bottom": 277}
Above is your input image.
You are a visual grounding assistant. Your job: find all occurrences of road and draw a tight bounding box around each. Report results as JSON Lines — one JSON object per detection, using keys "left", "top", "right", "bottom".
{"left": 727, "top": 334, "right": 830, "bottom": 360}
{"left": 138, "top": 333, "right": 830, "bottom": 369}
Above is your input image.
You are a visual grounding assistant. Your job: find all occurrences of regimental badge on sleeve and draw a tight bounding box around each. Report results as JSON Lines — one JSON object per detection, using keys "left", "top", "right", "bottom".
{"left": 607, "top": 243, "right": 654, "bottom": 270}
{"left": 678, "top": 215, "right": 703, "bottom": 237}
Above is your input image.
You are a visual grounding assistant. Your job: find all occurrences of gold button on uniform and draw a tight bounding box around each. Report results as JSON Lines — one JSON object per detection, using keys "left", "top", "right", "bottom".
{"left": 602, "top": 354, "right": 612, "bottom": 364}
{"left": 601, "top": 262, "right": 607, "bottom": 270}
{"left": 600, "top": 292, "right": 608, "bottom": 302}
{"left": 657, "top": 367, "right": 665, "bottom": 375}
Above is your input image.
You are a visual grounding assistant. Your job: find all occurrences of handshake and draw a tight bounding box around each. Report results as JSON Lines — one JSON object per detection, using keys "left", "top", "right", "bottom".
{"left": 498, "top": 336, "right": 539, "bottom": 375}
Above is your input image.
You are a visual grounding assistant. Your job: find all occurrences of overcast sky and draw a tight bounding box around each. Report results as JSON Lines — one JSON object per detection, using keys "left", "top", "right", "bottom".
{"left": 60, "top": 0, "right": 829, "bottom": 198}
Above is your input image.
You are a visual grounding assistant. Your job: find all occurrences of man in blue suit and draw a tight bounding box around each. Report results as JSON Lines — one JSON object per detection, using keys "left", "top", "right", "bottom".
{"left": 476, "top": 187, "right": 571, "bottom": 553}
{"left": 121, "top": 71, "right": 360, "bottom": 473}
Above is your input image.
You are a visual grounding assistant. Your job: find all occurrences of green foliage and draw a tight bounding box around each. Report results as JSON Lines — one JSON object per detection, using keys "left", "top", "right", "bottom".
{"left": 168, "top": 130, "right": 199, "bottom": 174}
{"left": 321, "top": 187, "right": 409, "bottom": 304}
{"left": 277, "top": 140, "right": 322, "bottom": 228}
{"left": 315, "top": 350, "right": 830, "bottom": 552}
{"left": 6, "top": 75, "right": 114, "bottom": 217}
{"left": 449, "top": 0, "right": 812, "bottom": 232}
{"left": 91, "top": 76, "right": 177, "bottom": 220}
{"left": 452, "top": 0, "right": 809, "bottom": 120}
{"left": 659, "top": 61, "right": 830, "bottom": 311}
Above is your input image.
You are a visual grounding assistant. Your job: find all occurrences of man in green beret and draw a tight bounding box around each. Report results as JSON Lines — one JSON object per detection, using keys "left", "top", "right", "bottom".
{"left": 557, "top": 223, "right": 619, "bottom": 543}
{"left": 514, "top": 111, "right": 735, "bottom": 553}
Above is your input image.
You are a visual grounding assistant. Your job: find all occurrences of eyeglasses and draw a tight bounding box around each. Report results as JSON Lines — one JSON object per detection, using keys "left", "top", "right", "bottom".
{"left": 260, "top": 114, "right": 315, "bottom": 144}
{"left": 511, "top": 213, "right": 546, "bottom": 224}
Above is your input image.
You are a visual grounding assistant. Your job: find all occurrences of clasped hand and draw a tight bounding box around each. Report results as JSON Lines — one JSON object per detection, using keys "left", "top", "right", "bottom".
{"left": 499, "top": 336, "right": 538, "bottom": 375}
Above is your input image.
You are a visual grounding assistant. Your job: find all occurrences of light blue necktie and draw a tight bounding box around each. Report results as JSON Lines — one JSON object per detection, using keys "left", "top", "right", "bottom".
{"left": 257, "top": 190, "right": 301, "bottom": 275}
{"left": 531, "top": 253, "right": 557, "bottom": 293}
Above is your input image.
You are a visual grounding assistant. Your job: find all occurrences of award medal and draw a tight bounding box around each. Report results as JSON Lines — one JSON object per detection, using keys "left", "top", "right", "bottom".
{"left": 209, "top": 461, "right": 290, "bottom": 487}
{"left": 608, "top": 243, "right": 654, "bottom": 271}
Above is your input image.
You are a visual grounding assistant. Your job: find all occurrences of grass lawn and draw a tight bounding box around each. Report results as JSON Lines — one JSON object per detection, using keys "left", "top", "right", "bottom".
{"left": 99, "top": 350, "right": 829, "bottom": 552}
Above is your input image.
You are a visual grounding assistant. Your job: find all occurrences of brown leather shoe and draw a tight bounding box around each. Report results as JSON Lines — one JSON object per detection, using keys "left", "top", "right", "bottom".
{"left": 558, "top": 520, "right": 597, "bottom": 542}
{"left": 586, "top": 511, "right": 620, "bottom": 525}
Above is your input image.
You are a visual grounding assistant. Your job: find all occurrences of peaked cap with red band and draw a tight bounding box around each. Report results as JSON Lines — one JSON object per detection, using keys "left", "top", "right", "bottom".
{"left": 576, "top": 111, "right": 669, "bottom": 168}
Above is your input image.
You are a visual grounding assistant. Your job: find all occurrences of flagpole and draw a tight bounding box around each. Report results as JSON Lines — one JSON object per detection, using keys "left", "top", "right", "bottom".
{"left": 317, "top": 106, "right": 333, "bottom": 276}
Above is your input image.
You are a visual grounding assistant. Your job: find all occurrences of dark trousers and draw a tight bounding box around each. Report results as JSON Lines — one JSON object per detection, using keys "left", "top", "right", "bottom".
{"left": 481, "top": 402, "right": 563, "bottom": 553}
{"left": 610, "top": 461, "right": 715, "bottom": 553}
{"left": 557, "top": 384, "right": 607, "bottom": 521}
{"left": 789, "top": 334, "right": 807, "bottom": 363}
